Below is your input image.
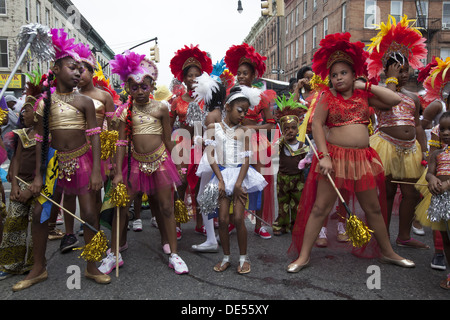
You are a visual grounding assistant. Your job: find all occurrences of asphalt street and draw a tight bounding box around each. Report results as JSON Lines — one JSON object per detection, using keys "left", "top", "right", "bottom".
{"left": 0, "top": 165, "right": 448, "bottom": 315}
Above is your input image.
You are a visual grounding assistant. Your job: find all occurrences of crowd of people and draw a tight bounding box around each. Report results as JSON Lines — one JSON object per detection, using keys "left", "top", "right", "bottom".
{"left": 0, "top": 14, "right": 449, "bottom": 293}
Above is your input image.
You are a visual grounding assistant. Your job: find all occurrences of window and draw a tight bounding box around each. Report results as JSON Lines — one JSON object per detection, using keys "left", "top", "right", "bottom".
{"left": 0, "top": 39, "right": 8, "bottom": 68}
{"left": 416, "top": 0, "right": 428, "bottom": 28}
{"left": 390, "top": 1, "right": 402, "bottom": 22}
{"left": 25, "top": 0, "right": 30, "bottom": 21}
{"left": 444, "top": 2, "right": 450, "bottom": 29}
{"left": 342, "top": 3, "right": 347, "bottom": 32}
{"left": 286, "top": 47, "right": 289, "bottom": 63}
{"left": 45, "top": 7, "right": 50, "bottom": 25}
{"left": 312, "top": 25, "right": 317, "bottom": 49}
{"left": 55, "top": 17, "right": 59, "bottom": 28}
{"left": 313, "top": 0, "right": 317, "bottom": 11}
{"left": 303, "top": 33, "right": 307, "bottom": 54}
{"left": 323, "top": 17, "right": 328, "bottom": 37}
{"left": 364, "top": 0, "right": 377, "bottom": 29}
{"left": 303, "top": 0, "right": 307, "bottom": 19}
{"left": 36, "top": 1, "right": 41, "bottom": 23}
{"left": 0, "top": 0, "right": 6, "bottom": 15}
{"left": 295, "top": 39, "right": 299, "bottom": 58}
{"left": 286, "top": 15, "right": 289, "bottom": 34}
{"left": 296, "top": 6, "right": 299, "bottom": 26}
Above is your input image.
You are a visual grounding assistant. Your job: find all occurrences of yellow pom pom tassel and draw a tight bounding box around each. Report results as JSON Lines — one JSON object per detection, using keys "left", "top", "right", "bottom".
{"left": 100, "top": 130, "right": 118, "bottom": 160}
{"left": 345, "top": 214, "right": 374, "bottom": 248}
{"left": 110, "top": 183, "right": 130, "bottom": 208}
{"left": 74, "top": 230, "right": 109, "bottom": 262}
{"left": 175, "top": 199, "right": 189, "bottom": 223}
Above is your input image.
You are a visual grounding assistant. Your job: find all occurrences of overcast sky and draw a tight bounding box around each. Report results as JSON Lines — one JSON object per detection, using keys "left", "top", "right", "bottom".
{"left": 70, "top": 0, "right": 262, "bottom": 87}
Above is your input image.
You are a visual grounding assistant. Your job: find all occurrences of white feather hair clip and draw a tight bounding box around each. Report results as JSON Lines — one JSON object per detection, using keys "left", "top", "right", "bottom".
{"left": 192, "top": 72, "right": 220, "bottom": 104}
{"left": 240, "top": 86, "right": 262, "bottom": 109}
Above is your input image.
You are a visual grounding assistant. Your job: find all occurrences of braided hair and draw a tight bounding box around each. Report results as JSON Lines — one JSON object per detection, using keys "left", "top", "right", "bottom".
{"left": 207, "top": 82, "right": 227, "bottom": 112}
{"left": 125, "top": 95, "right": 133, "bottom": 187}
{"left": 40, "top": 71, "right": 54, "bottom": 176}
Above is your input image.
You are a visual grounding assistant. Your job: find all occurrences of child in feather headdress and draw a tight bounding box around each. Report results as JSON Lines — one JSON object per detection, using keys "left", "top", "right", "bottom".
{"left": 273, "top": 95, "right": 308, "bottom": 236}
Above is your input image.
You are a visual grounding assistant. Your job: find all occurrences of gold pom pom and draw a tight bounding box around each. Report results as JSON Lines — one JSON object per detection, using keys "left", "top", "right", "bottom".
{"left": 110, "top": 183, "right": 130, "bottom": 207}
{"left": 100, "top": 130, "right": 118, "bottom": 160}
{"left": 345, "top": 215, "right": 374, "bottom": 248}
{"left": 74, "top": 230, "right": 108, "bottom": 262}
{"left": 175, "top": 199, "right": 189, "bottom": 223}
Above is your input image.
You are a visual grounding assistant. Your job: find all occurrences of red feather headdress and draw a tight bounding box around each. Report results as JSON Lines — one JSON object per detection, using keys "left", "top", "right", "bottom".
{"left": 170, "top": 44, "right": 213, "bottom": 82}
{"left": 423, "top": 57, "right": 450, "bottom": 102}
{"left": 224, "top": 43, "right": 267, "bottom": 78}
{"left": 312, "top": 32, "right": 368, "bottom": 80}
{"left": 367, "top": 15, "right": 427, "bottom": 80}
{"left": 418, "top": 56, "right": 438, "bottom": 83}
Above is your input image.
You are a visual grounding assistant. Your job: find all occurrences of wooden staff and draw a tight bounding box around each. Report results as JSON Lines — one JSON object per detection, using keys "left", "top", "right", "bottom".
{"left": 391, "top": 180, "right": 428, "bottom": 187}
{"left": 16, "top": 176, "right": 99, "bottom": 234}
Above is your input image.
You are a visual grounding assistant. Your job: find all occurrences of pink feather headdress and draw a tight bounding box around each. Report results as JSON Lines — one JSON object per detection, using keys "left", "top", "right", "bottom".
{"left": 366, "top": 15, "right": 427, "bottom": 80}
{"left": 74, "top": 43, "right": 97, "bottom": 69}
{"left": 50, "top": 28, "right": 80, "bottom": 62}
{"left": 110, "top": 50, "right": 158, "bottom": 85}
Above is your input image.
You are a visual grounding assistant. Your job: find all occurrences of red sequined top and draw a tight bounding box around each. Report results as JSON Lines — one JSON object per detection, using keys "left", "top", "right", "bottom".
{"left": 170, "top": 96, "right": 204, "bottom": 124}
{"left": 244, "top": 89, "right": 276, "bottom": 123}
{"left": 436, "top": 148, "right": 450, "bottom": 176}
{"left": 322, "top": 88, "right": 371, "bottom": 128}
{"left": 375, "top": 92, "right": 416, "bottom": 128}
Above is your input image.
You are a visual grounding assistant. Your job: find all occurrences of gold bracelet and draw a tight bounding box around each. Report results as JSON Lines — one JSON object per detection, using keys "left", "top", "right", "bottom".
{"left": 385, "top": 77, "right": 399, "bottom": 85}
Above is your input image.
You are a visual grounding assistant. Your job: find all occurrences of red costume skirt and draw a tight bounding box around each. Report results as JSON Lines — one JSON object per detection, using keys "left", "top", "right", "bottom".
{"left": 288, "top": 143, "right": 388, "bottom": 259}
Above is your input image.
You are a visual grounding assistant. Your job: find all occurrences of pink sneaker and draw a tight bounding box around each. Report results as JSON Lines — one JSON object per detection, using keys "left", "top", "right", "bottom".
{"left": 255, "top": 226, "right": 272, "bottom": 239}
{"left": 176, "top": 227, "right": 182, "bottom": 240}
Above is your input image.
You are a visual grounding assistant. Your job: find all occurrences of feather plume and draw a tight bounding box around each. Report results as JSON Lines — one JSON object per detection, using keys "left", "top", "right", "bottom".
{"left": 240, "top": 86, "right": 262, "bottom": 109}
{"left": 192, "top": 72, "right": 220, "bottom": 104}
{"left": 110, "top": 50, "right": 146, "bottom": 84}
{"left": 50, "top": 28, "right": 79, "bottom": 61}
{"left": 170, "top": 44, "right": 213, "bottom": 81}
{"left": 74, "top": 43, "right": 96, "bottom": 69}
{"left": 224, "top": 43, "right": 266, "bottom": 78}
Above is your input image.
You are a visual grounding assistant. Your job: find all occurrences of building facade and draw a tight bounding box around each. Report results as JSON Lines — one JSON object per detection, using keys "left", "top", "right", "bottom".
{"left": 245, "top": 0, "right": 450, "bottom": 91}
{"left": 0, "top": 0, "right": 116, "bottom": 97}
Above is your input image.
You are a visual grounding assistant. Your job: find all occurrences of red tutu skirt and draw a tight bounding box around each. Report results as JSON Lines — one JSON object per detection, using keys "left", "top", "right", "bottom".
{"left": 122, "top": 143, "right": 182, "bottom": 195}
{"left": 288, "top": 143, "right": 388, "bottom": 259}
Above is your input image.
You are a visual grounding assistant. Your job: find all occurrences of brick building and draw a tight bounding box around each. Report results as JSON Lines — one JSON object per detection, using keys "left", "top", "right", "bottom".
{"left": 245, "top": 0, "right": 450, "bottom": 91}
{"left": 0, "top": 0, "right": 116, "bottom": 97}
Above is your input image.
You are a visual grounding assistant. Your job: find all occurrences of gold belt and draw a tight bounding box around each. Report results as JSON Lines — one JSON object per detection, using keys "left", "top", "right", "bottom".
{"left": 57, "top": 143, "right": 90, "bottom": 181}
{"left": 132, "top": 144, "right": 168, "bottom": 175}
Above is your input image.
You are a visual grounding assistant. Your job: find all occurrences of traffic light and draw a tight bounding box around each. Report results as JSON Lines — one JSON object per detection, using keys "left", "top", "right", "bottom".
{"left": 276, "top": 0, "right": 284, "bottom": 16}
{"left": 150, "top": 44, "right": 160, "bottom": 63}
{"left": 261, "top": 0, "right": 272, "bottom": 16}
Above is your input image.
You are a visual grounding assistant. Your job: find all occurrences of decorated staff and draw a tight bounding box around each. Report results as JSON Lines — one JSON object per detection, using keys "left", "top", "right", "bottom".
{"left": 16, "top": 177, "right": 108, "bottom": 262}
{"left": 0, "top": 24, "right": 54, "bottom": 101}
{"left": 109, "top": 183, "right": 129, "bottom": 277}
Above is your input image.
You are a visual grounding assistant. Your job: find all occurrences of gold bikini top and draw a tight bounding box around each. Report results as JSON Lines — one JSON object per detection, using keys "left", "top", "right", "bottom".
{"left": 36, "top": 98, "right": 86, "bottom": 130}
{"left": 117, "top": 100, "right": 163, "bottom": 135}
{"left": 93, "top": 98, "right": 105, "bottom": 121}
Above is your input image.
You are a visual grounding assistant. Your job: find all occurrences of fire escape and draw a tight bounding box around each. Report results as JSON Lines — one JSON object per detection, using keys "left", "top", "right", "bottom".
{"left": 415, "top": 0, "right": 441, "bottom": 43}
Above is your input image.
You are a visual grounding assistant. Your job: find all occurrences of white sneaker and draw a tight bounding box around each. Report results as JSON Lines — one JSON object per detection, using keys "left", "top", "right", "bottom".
{"left": 169, "top": 254, "right": 189, "bottom": 274}
{"left": 98, "top": 252, "right": 124, "bottom": 275}
{"left": 133, "top": 219, "right": 143, "bottom": 232}
{"left": 151, "top": 217, "right": 158, "bottom": 228}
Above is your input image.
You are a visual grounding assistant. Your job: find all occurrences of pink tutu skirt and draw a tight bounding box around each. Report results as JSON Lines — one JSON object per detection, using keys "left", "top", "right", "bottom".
{"left": 122, "top": 143, "right": 181, "bottom": 195}
{"left": 56, "top": 143, "right": 102, "bottom": 195}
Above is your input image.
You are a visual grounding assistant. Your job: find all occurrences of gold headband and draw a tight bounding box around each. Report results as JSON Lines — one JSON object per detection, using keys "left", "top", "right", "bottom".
{"left": 327, "top": 50, "right": 354, "bottom": 69}
{"left": 182, "top": 57, "right": 202, "bottom": 71}
{"left": 280, "top": 115, "right": 299, "bottom": 129}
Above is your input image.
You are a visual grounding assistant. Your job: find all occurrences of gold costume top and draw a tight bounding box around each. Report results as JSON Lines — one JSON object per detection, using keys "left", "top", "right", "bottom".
{"left": 93, "top": 98, "right": 105, "bottom": 122}
{"left": 117, "top": 100, "right": 163, "bottom": 135}
{"left": 36, "top": 98, "right": 86, "bottom": 130}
